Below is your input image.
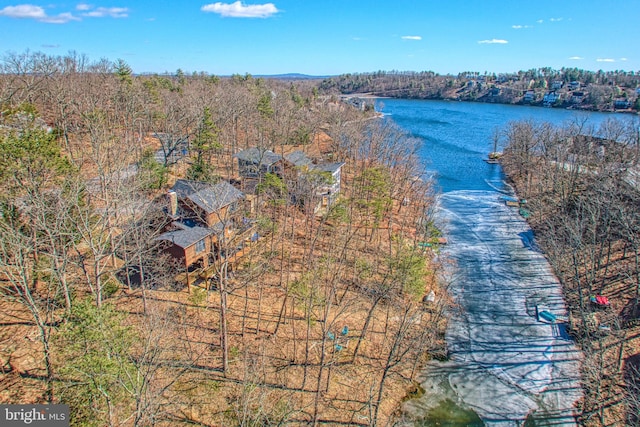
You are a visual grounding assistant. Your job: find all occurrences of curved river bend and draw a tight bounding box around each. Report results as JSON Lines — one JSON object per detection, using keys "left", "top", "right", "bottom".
{"left": 378, "top": 99, "right": 623, "bottom": 426}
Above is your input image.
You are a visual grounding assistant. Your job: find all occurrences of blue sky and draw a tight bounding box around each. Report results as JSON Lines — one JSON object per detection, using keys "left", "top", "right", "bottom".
{"left": 0, "top": 1, "right": 638, "bottom": 76}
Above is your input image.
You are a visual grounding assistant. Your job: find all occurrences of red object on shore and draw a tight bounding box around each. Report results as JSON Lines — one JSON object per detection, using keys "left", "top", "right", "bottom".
{"left": 590, "top": 295, "right": 610, "bottom": 307}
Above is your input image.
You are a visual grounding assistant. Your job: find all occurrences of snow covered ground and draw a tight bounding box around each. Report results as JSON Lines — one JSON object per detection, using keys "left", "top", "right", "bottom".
{"left": 405, "top": 190, "right": 583, "bottom": 426}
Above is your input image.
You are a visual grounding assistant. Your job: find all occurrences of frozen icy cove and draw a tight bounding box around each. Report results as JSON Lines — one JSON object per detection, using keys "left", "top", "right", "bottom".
{"left": 405, "top": 190, "right": 583, "bottom": 426}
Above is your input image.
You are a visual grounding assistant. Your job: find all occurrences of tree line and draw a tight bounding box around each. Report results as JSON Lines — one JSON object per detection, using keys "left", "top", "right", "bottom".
{"left": 499, "top": 117, "right": 640, "bottom": 426}
{"left": 319, "top": 68, "right": 640, "bottom": 111}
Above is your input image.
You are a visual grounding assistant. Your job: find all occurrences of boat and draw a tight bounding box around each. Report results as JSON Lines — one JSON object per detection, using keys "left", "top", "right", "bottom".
{"left": 484, "top": 131, "right": 503, "bottom": 163}
{"left": 538, "top": 310, "right": 557, "bottom": 323}
{"left": 519, "top": 208, "right": 531, "bottom": 218}
{"left": 502, "top": 196, "right": 520, "bottom": 207}
{"left": 484, "top": 152, "right": 502, "bottom": 163}
{"left": 502, "top": 196, "right": 527, "bottom": 208}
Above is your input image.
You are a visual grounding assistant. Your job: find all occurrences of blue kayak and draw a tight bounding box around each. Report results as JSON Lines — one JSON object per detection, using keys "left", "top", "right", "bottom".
{"left": 539, "top": 310, "right": 557, "bottom": 323}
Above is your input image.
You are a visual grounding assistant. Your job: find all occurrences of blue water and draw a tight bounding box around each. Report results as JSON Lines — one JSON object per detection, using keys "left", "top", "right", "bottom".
{"left": 377, "top": 99, "right": 632, "bottom": 425}
{"left": 377, "top": 99, "right": 620, "bottom": 192}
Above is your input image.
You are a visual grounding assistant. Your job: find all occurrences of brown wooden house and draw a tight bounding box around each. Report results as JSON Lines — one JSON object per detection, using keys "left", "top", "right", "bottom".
{"left": 156, "top": 179, "right": 247, "bottom": 278}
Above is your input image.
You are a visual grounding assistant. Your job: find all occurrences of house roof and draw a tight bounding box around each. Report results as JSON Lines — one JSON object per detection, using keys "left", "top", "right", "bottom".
{"left": 155, "top": 225, "right": 214, "bottom": 249}
{"left": 312, "top": 162, "right": 345, "bottom": 174}
{"left": 285, "top": 150, "right": 313, "bottom": 168}
{"left": 189, "top": 182, "right": 245, "bottom": 214}
{"left": 234, "top": 147, "right": 282, "bottom": 166}
{"left": 171, "top": 179, "right": 245, "bottom": 214}
{"left": 171, "top": 179, "right": 211, "bottom": 199}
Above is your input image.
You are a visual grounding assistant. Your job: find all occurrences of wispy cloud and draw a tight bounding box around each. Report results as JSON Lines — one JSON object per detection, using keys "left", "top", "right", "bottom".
{"left": 620, "top": 57, "right": 628, "bottom": 61}
{"left": 569, "top": 56, "right": 584, "bottom": 60}
{"left": 201, "top": 1, "right": 279, "bottom": 18}
{"left": 512, "top": 25, "right": 532, "bottom": 29}
{"left": 43, "top": 12, "right": 80, "bottom": 23}
{"left": 537, "top": 17, "right": 565, "bottom": 24}
{"left": 82, "top": 7, "right": 128, "bottom": 18}
{"left": 597, "top": 58, "right": 615, "bottom": 62}
{"left": 42, "top": 43, "right": 60, "bottom": 48}
{"left": 0, "top": 3, "right": 127, "bottom": 23}
{"left": 0, "top": 5, "right": 81, "bottom": 23}
{"left": 478, "top": 39, "right": 508, "bottom": 44}
{"left": 401, "top": 35, "right": 422, "bottom": 41}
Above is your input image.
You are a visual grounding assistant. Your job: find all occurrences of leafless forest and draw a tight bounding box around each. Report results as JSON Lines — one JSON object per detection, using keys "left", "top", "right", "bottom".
{"left": 500, "top": 117, "right": 640, "bottom": 425}
{"left": 0, "top": 51, "right": 449, "bottom": 426}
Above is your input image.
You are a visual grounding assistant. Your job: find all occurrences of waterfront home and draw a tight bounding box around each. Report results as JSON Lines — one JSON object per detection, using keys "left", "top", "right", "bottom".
{"left": 570, "top": 91, "right": 586, "bottom": 105}
{"left": 310, "top": 161, "right": 345, "bottom": 212}
{"left": 169, "top": 179, "right": 245, "bottom": 228}
{"left": 543, "top": 91, "right": 560, "bottom": 106}
{"left": 156, "top": 179, "right": 248, "bottom": 278}
{"left": 523, "top": 90, "right": 536, "bottom": 103}
{"left": 614, "top": 99, "right": 631, "bottom": 109}
{"left": 235, "top": 147, "right": 345, "bottom": 213}
{"left": 278, "top": 150, "right": 344, "bottom": 212}
{"left": 155, "top": 222, "right": 217, "bottom": 273}
{"left": 551, "top": 81, "right": 563, "bottom": 90}
{"left": 234, "top": 147, "right": 284, "bottom": 180}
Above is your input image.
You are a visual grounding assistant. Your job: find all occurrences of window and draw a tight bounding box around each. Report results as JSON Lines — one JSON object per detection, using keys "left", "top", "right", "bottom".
{"left": 195, "top": 239, "right": 205, "bottom": 254}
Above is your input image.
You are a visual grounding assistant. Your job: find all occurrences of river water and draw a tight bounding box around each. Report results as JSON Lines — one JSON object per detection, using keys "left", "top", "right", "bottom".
{"left": 377, "top": 99, "right": 629, "bottom": 426}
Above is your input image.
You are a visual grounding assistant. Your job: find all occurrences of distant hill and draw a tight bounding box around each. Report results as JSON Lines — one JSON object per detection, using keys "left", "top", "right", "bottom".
{"left": 256, "top": 73, "right": 332, "bottom": 80}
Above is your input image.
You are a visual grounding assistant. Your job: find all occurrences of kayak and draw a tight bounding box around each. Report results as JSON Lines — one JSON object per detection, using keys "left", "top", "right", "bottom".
{"left": 539, "top": 310, "right": 557, "bottom": 323}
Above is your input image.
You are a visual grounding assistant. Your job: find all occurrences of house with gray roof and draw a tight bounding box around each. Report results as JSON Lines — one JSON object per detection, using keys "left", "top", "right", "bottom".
{"left": 234, "top": 147, "right": 283, "bottom": 179}
{"left": 156, "top": 179, "right": 248, "bottom": 275}
{"left": 169, "top": 179, "right": 245, "bottom": 227}
{"left": 284, "top": 150, "right": 314, "bottom": 168}
{"left": 234, "top": 146, "right": 345, "bottom": 213}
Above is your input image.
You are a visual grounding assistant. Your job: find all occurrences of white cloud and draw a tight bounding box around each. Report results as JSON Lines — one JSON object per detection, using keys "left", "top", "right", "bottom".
{"left": 0, "top": 3, "right": 127, "bottom": 23}
{"left": 537, "top": 19, "right": 544, "bottom": 24}
{"left": 549, "top": 17, "right": 563, "bottom": 22}
{"left": 0, "top": 4, "right": 80, "bottom": 23}
{"left": 597, "top": 58, "right": 615, "bottom": 62}
{"left": 201, "top": 1, "right": 279, "bottom": 18}
{"left": 82, "top": 7, "right": 128, "bottom": 18}
{"left": 42, "top": 12, "right": 80, "bottom": 23}
{"left": 0, "top": 4, "right": 47, "bottom": 19}
{"left": 478, "top": 39, "right": 508, "bottom": 44}
{"left": 512, "top": 25, "right": 532, "bottom": 29}
{"left": 401, "top": 35, "right": 422, "bottom": 40}
{"left": 569, "top": 56, "right": 584, "bottom": 60}
{"left": 620, "top": 57, "right": 628, "bottom": 61}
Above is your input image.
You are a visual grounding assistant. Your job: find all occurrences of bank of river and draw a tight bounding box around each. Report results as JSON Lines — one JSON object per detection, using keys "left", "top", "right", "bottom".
{"left": 378, "top": 99, "right": 624, "bottom": 425}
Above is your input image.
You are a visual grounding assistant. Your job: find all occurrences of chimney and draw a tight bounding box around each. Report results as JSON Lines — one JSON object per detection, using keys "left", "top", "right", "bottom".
{"left": 167, "top": 190, "right": 178, "bottom": 217}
